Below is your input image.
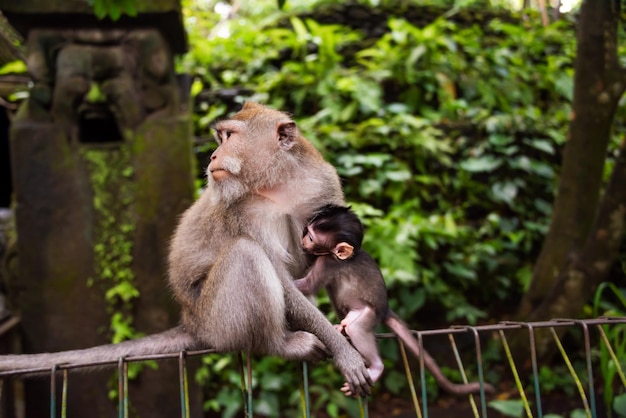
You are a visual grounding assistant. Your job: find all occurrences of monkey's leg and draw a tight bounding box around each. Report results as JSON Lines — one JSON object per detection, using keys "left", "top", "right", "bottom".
{"left": 340, "top": 307, "right": 384, "bottom": 397}
{"left": 199, "top": 238, "right": 325, "bottom": 361}
{"left": 281, "top": 280, "right": 372, "bottom": 396}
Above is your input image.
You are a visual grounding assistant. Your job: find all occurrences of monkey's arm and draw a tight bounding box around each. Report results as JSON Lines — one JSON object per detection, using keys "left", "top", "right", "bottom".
{"left": 282, "top": 278, "right": 372, "bottom": 396}
{"left": 293, "top": 277, "right": 314, "bottom": 295}
{"left": 294, "top": 269, "right": 326, "bottom": 296}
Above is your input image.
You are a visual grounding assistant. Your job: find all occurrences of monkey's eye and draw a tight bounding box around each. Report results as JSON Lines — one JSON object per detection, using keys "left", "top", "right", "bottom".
{"left": 222, "top": 130, "right": 233, "bottom": 141}
{"left": 308, "top": 234, "right": 313, "bottom": 242}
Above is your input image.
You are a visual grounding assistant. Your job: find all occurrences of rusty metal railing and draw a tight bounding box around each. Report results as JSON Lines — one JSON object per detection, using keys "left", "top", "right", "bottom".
{"left": 1, "top": 316, "right": 625, "bottom": 418}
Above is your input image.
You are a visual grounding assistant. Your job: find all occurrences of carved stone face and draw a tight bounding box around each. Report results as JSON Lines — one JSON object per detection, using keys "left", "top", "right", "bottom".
{"left": 27, "top": 29, "right": 178, "bottom": 143}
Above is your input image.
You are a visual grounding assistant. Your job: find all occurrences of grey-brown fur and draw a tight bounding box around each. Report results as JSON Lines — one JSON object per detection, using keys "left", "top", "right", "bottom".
{"left": 0, "top": 103, "right": 372, "bottom": 396}
{"left": 297, "top": 206, "right": 495, "bottom": 396}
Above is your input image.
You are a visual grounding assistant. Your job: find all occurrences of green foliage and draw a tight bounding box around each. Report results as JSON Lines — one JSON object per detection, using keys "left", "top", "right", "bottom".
{"left": 87, "top": 0, "right": 138, "bottom": 20}
{"left": 82, "top": 147, "right": 141, "bottom": 345}
{"left": 180, "top": 1, "right": 586, "bottom": 412}
{"left": 186, "top": 11, "right": 577, "bottom": 326}
{"left": 82, "top": 146, "right": 154, "bottom": 402}
{"left": 194, "top": 354, "right": 351, "bottom": 417}
{"left": 0, "top": 60, "right": 26, "bottom": 75}
{"left": 537, "top": 364, "right": 580, "bottom": 397}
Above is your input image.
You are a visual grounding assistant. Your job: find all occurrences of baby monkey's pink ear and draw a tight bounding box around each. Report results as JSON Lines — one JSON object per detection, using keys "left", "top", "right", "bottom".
{"left": 333, "top": 242, "right": 354, "bottom": 260}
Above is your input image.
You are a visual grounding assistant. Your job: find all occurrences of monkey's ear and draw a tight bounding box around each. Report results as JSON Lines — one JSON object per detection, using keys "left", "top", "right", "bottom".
{"left": 334, "top": 242, "right": 354, "bottom": 260}
{"left": 277, "top": 122, "right": 297, "bottom": 150}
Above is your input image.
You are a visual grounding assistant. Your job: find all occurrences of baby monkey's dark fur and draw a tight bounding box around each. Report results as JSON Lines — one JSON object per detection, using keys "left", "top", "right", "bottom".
{"left": 296, "top": 204, "right": 495, "bottom": 397}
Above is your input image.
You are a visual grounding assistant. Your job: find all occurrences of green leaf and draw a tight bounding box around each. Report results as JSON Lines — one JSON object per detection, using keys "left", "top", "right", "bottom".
{"left": 86, "top": 83, "right": 106, "bottom": 103}
{"left": 383, "top": 370, "right": 406, "bottom": 394}
{"left": 444, "top": 262, "right": 477, "bottom": 280}
{"left": 105, "top": 282, "right": 139, "bottom": 302}
{"left": 460, "top": 156, "right": 503, "bottom": 172}
{"left": 0, "top": 60, "right": 27, "bottom": 75}
{"left": 569, "top": 410, "right": 588, "bottom": 418}
{"left": 524, "top": 138, "right": 555, "bottom": 154}
{"left": 555, "top": 73, "right": 574, "bottom": 101}
{"left": 214, "top": 356, "right": 232, "bottom": 372}
{"left": 613, "top": 392, "right": 626, "bottom": 415}
{"left": 488, "top": 134, "right": 515, "bottom": 147}
{"left": 488, "top": 399, "right": 524, "bottom": 417}
{"left": 491, "top": 181, "right": 518, "bottom": 205}
{"left": 261, "top": 373, "right": 284, "bottom": 390}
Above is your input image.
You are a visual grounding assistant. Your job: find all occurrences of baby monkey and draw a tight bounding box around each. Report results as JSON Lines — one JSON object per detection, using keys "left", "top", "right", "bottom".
{"left": 295, "top": 205, "right": 495, "bottom": 397}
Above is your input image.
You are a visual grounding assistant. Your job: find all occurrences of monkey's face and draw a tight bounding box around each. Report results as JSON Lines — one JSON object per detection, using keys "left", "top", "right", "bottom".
{"left": 302, "top": 225, "right": 334, "bottom": 256}
{"left": 302, "top": 225, "right": 318, "bottom": 253}
{"left": 209, "top": 119, "right": 247, "bottom": 181}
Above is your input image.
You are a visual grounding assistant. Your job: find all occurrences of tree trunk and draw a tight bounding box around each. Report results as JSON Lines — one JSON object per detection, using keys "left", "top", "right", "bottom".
{"left": 517, "top": 0, "right": 625, "bottom": 320}
{"left": 512, "top": 0, "right": 626, "bottom": 359}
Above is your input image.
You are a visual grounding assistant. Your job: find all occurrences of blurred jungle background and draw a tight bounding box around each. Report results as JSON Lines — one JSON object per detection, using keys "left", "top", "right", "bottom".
{"left": 0, "top": 0, "right": 624, "bottom": 417}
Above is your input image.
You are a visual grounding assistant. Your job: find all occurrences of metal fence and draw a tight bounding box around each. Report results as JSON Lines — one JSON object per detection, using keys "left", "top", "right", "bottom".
{"left": 1, "top": 316, "right": 625, "bottom": 418}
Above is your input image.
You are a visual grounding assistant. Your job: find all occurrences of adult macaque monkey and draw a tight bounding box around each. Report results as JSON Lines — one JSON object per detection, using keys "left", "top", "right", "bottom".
{"left": 0, "top": 103, "right": 372, "bottom": 396}
{"left": 296, "top": 205, "right": 495, "bottom": 397}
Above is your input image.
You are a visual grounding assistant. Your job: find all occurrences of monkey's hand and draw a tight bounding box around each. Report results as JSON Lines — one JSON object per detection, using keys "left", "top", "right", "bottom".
{"left": 340, "top": 365, "right": 377, "bottom": 397}
{"left": 333, "top": 350, "right": 373, "bottom": 397}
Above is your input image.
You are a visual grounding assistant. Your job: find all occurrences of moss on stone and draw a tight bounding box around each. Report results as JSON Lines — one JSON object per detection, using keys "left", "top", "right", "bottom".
{"left": 81, "top": 145, "right": 140, "bottom": 344}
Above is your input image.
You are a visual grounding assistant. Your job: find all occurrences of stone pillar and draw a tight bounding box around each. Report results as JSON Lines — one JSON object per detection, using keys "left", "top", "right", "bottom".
{"left": 0, "top": 2, "right": 201, "bottom": 416}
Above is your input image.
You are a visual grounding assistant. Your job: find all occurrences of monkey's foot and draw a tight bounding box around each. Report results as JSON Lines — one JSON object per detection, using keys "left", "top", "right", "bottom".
{"left": 278, "top": 331, "right": 328, "bottom": 362}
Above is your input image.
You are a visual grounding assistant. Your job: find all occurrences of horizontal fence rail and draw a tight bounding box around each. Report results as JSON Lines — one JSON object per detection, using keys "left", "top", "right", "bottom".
{"left": 1, "top": 316, "right": 625, "bottom": 418}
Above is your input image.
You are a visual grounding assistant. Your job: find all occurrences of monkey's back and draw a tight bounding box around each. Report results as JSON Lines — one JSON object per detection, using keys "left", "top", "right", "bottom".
{"left": 326, "top": 249, "right": 389, "bottom": 322}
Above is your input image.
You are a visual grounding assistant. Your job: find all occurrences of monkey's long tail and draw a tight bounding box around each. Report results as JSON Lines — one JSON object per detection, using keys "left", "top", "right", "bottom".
{"left": 384, "top": 314, "right": 495, "bottom": 396}
{"left": 0, "top": 325, "right": 199, "bottom": 375}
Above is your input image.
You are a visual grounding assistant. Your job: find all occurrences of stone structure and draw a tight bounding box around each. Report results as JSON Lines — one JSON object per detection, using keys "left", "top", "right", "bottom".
{"left": 0, "top": 1, "right": 200, "bottom": 416}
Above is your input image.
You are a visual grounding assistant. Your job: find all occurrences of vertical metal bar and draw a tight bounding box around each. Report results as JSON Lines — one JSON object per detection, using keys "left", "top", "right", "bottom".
{"left": 238, "top": 352, "right": 254, "bottom": 417}
{"left": 123, "top": 361, "right": 129, "bottom": 418}
{"left": 596, "top": 324, "right": 626, "bottom": 387}
{"left": 238, "top": 352, "right": 249, "bottom": 417}
{"left": 118, "top": 357, "right": 128, "bottom": 418}
{"left": 521, "top": 323, "right": 543, "bottom": 418}
{"left": 179, "top": 351, "right": 190, "bottom": 418}
{"left": 50, "top": 365, "right": 57, "bottom": 418}
{"left": 550, "top": 327, "right": 591, "bottom": 417}
{"left": 61, "top": 369, "right": 68, "bottom": 418}
{"left": 357, "top": 396, "right": 369, "bottom": 418}
{"left": 417, "top": 332, "right": 428, "bottom": 418}
{"left": 398, "top": 340, "right": 423, "bottom": 418}
{"left": 300, "top": 362, "right": 310, "bottom": 418}
{"left": 498, "top": 330, "right": 532, "bottom": 418}
{"left": 246, "top": 352, "right": 253, "bottom": 417}
{"left": 465, "top": 327, "right": 488, "bottom": 417}
{"left": 575, "top": 321, "right": 597, "bottom": 418}
{"left": 448, "top": 334, "right": 480, "bottom": 418}
{"left": 526, "top": 325, "right": 542, "bottom": 418}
